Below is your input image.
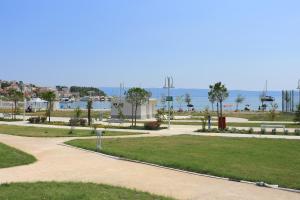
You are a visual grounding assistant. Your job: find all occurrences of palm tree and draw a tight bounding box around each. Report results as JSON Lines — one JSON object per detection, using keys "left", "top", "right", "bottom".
{"left": 235, "top": 94, "right": 245, "bottom": 111}
{"left": 87, "top": 99, "right": 93, "bottom": 126}
{"left": 41, "top": 91, "right": 56, "bottom": 122}
{"left": 8, "top": 89, "right": 23, "bottom": 119}
{"left": 126, "top": 87, "right": 150, "bottom": 126}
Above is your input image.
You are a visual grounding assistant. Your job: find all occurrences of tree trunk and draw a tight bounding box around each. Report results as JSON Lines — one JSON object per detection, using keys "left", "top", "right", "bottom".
{"left": 131, "top": 103, "right": 134, "bottom": 126}
{"left": 216, "top": 102, "right": 219, "bottom": 117}
{"left": 134, "top": 104, "right": 138, "bottom": 127}
{"left": 14, "top": 100, "right": 17, "bottom": 119}
{"left": 220, "top": 100, "right": 223, "bottom": 117}
{"left": 48, "top": 101, "right": 51, "bottom": 123}
{"left": 88, "top": 106, "right": 91, "bottom": 126}
{"left": 211, "top": 103, "right": 214, "bottom": 112}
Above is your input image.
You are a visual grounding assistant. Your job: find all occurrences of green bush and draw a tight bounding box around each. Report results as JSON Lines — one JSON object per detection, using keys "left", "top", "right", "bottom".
{"left": 284, "top": 130, "right": 289, "bottom": 135}
{"left": 28, "top": 116, "right": 47, "bottom": 124}
{"left": 271, "top": 128, "right": 277, "bottom": 135}
{"left": 261, "top": 128, "right": 266, "bottom": 134}
{"left": 295, "top": 129, "right": 300, "bottom": 136}
{"left": 248, "top": 128, "right": 254, "bottom": 134}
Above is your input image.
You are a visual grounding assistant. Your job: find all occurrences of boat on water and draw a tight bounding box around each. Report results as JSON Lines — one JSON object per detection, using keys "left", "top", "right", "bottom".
{"left": 260, "top": 81, "right": 275, "bottom": 102}
{"left": 60, "top": 97, "right": 75, "bottom": 103}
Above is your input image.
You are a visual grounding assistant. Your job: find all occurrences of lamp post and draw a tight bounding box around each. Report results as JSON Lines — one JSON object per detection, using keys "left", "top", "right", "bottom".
{"left": 163, "top": 77, "right": 174, "bottom": 129}
{"left": 297, "top": 79, "right": 300, "bottom": 107}
{"left": 20, "top": 82, "right": 26, "bottom": 121}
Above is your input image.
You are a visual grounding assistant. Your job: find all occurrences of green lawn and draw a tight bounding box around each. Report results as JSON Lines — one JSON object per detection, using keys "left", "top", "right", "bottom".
{"left": 169, "top": 121, "right": 300, "bottom": 129}
{"left": 67, "top": 135, "right": 300, "bottom": 190}
{"left": 175, "top": 111, "right": 296, "bottom": 121}
{"left": 25, "top": 110, "right": 111, "bottom": 118}
{"left": 0, "top": 125, "right": 147, "bottom": 137}
{"left": 0, "top": 142, "right": 36, "bottom": 168}
{"left": 0, "top": 182, "right": 172, "bottom": 200}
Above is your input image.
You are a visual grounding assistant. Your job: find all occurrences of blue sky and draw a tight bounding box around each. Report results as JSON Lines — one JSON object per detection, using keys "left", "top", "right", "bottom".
{"left": 0, "top": 0, "right": 299, "bottom": 90}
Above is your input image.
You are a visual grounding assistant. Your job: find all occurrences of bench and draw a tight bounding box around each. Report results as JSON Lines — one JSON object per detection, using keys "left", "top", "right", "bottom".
{"left": 261, "top": 124, "right": 285, "bottom": 132}
{"left": 107, "top": 119, "right": 125, "bottom": 124}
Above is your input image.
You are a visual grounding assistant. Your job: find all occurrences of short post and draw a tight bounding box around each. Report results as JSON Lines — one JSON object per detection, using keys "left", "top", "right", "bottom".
{"left": 96, "top": 129, "right": 102, "bottom": 152}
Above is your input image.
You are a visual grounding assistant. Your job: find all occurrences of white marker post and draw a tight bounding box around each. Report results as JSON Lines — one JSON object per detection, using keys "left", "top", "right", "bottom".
{"left": 96, "top": 129, "right": 102, "bottom": 152}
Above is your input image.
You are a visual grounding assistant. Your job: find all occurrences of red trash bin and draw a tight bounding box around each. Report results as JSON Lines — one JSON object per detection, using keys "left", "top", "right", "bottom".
{"left": 218, "top": 117, "right": 226, "bottom": 129}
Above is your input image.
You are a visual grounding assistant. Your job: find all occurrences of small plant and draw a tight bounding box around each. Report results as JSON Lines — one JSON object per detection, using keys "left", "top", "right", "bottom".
{"left": 80, "top": 119, "right": 87, "bottom": 126}
{"left": 295, "top": 129, "right": 300, "bottom": 136}
{"left": 294, "top": 104, "right": 300, "bottom": 124}
{"left": 230, "top": 128, "right": 238, "bottom": 133}
{"left": 248, "top": 128, "right": 254, "bottom": 134}
{"left": 284, "top": 130, "right": 289, "bottom": 135}
{"left": 74, "top": 107, "right": 82, "bottom": 119}
{"left": 261, "top": 128, "right": 266, "bottom": 134}
{"left": 68, "top": 126, "right": 74, "bottom": 135}
{"left": 155, "top": 109, "right": 166, "bottom": 123}
{"left": 91, "top": 124, "right": 98, "bottom": 135}
{"left": 271, "top": 128, "right": 277, "bottom": 135}
{"left": 269, "top": 103, "right": 278, "bottom": 121}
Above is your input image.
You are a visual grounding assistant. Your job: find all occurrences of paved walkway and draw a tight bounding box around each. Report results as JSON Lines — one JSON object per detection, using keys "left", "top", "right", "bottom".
{"left": 0, "top": 133, "right": 299, "bottom": 200}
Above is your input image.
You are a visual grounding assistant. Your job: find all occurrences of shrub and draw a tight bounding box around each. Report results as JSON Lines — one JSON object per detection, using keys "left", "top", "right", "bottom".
{"left": 248, "top": 128, "right": 254, "bottom": 134}
{"left": 284, "top": 130, "right": 289, "bottom": 135}
{"left": 69, "top": 118, "right": 80, "bottom": 126}
{"left": 28, "top": 117, "right": 44, "bottom": 124}
{"left": 271, "top": 128, "right": 277, "bottom": 135}
{"left": 69, "top": 118, "right": 87, "bottom": 127}
{"left": 40, "top": 117, "right": 47, "bottom": 123}
{"left": 80, "top": 119, "right": 87, "bottom": 126}
{"left": 144, "top": 121, "right": 161, "bottom": 130}
{"left": 295, "top": 129, "right": 300, "bottom": 136}
{"left": 261, "top": 128, "right": 266, "bottom": 134}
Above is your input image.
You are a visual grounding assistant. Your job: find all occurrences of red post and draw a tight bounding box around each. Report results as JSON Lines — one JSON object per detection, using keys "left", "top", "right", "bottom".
{"left": 218, "top": 117, "right": 226, "bottom": 129}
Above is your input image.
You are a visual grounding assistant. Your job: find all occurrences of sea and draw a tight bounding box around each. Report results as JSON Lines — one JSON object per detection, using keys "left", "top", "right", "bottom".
{"left": 59, "top": 87, "right": 300, "bottom": 111}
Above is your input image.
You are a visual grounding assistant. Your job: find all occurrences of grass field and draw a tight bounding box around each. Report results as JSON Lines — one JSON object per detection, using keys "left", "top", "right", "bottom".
{"left": 175, "top": 111, "right": 296, "bottom": 121}
{"left": 0, "top": 125, "right": 146, "bottom": 137}
{"left": 67, "top": 135, "right": 300, "bottom": 189}
{"left": 168, "top": 121, "right": 300, "bottom": 129}
{"left": 0, "top": 182, "right": 172, "bottom": 200}
{"left": 0, "top": 142, "right": 36, "bottom": 168}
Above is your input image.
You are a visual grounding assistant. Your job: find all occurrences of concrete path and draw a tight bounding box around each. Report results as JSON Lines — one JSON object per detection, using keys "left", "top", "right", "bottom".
{"left": 0, "top": 134, "right": 299, "bottom": 200}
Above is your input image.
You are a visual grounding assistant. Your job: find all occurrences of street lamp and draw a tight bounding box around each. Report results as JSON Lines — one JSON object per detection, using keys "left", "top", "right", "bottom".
{"left": 163, "top": 77, "right": 174, "bottom": 129}
{"left": 20, "top": 82, "right": 26, "bottom": 121}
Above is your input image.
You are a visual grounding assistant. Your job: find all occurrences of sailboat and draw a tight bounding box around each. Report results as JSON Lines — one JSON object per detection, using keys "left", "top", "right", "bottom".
{"left": 260, "top": 81, "right": 275, "bottom": 102}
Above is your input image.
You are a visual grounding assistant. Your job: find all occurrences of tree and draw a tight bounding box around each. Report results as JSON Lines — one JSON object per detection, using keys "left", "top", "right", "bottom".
{"left": 235, "top": 94, "right": 245, "bottom": 111}
{"left": 87, "top": 99, "right": 93, "bottom": 126}
{"left": 160, "top": 94, "right": 167, "bottom": 110}
{"left": 294, "top": 104, "right": 300, "bottom": 124}
{"left": 200, "top": 107, "right": 210, "bottom": 131}
{"left": 176, "top": 95, "right": 185, "bottom": 111}
{"left": 208, "top": 82, "right": 229, "bottom": 117}
{"left": 74, "top": 106, "right": 82, "bottom": 119}
{"left": 185, "top": 93, "right": 192, "bottom": 110}
{"left": 126, "top": 87, "right": 150, "bottom": 126}
{"left": 41, "top": 91, "right": 56, "bottom": 122}
{"left": 269, "top": 103, "right": 278, "bottom": 121}
{"left": 208, "top": 90, "right": 217, "bottom": 112}
{"left": 8, "top": 89, "right": 23, "bottom": 119}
